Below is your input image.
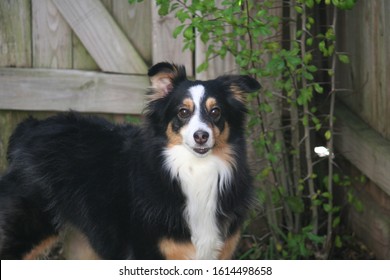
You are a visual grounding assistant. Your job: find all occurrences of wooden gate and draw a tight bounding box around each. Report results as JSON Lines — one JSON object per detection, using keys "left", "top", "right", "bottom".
{"left": 1, "top": 0, "right": 177, "bottom": 115}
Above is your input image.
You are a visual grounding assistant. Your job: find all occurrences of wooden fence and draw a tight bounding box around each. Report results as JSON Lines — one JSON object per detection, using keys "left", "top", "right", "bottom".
{"left": 0, "top": 0, "right": 236, "bottom": 170}
{"left": 0, "top": 0, "right": 389, "bottom": 258}
{"left": 334, "top": 0, "right": 390, "bottom": 259}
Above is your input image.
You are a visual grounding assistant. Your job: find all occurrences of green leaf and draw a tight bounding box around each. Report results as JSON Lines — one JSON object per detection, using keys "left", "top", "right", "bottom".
{"left": 196, "top": 61, "right": 209, "bottom": 73}
{"left": 173, "top": 24, "right": 185, "bottom": 38}
{"left": 301, "top": 115, "right": 309, "bottom": 126}
{"left": 305, "top": 0, "right": 314, "bottom": 8}
{"left": 294, "top": 5, "right": 303, "bottom": 14}
{"left": 312, "top": 199, "right": 322, "bottom": 206}
{"left": 333, "top": 173, "right": 340, "bottom": 183}
{"left": 333, "top": 0, "right": 357, "bottom": 10}
{"left": 306, "top": 232, "right": 325, "bottom": 244}
{"left": 183, "top": 26, "right": 194, "bottom": 40}
{"left": 303, "top": 71, "right": 314, "bottom": 80}
{"left": 307, "top": 65, "right": 318, "bottom": 72}
{"left": 323, "top": 203, "right": 332, "bottom": 213}
{"left": 322, "top": 192, "right": 331, "bottom": 198}
{"left": 298, "top": 87, "right": 313, "bottom": 105}
{"left": 332, "top": 216, "right": 341, "bottom": 228}
{"left": 303, "top": 53, "right": 313, "bottom": 64}
{"left": 314, "top": 83, "right": 324, "bottom": 93}
{"left": 157, "top": 0, "right": 170, "bottom": 16}
{"left": 338, "top": 54, "right": 350, "bottom": 64}
{"left": 325, "top": 130, "right": 332, "bottom": 140}
{"left": 176, "top": 9, "right": 190, "bottom": 23}
{"left": 200, "top": 31, "right": 209, "bottom": 44}
{"left": 335, "top": 235, "right": 343, "bottom": 248}
{"left": 286, "top": 196, "right": 305, "bottom": 214}
{"left": 286, "top": 55, "right": 301, "bottom": 67}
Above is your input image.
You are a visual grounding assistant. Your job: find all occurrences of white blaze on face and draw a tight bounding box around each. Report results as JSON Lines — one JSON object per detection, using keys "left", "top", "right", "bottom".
{"left": 180, "top": 85, "right": 214, "bottom": 154}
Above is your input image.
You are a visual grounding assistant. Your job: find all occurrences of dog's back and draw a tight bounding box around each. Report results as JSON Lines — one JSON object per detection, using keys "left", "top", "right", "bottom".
{"left": 0, "top": 62, "right": 260, "bottom": 260}
{"left": 0, "top": 113, "right": 142, "bottom": 259}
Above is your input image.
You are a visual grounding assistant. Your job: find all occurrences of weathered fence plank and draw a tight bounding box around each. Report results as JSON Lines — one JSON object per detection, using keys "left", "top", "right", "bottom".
{"left": 151, "top": 1, "right": 193, "bottom": 76}
{"left": 195, "top": 38, "right": 237, "bottom": 80}
{"left": 0, "top": 0, "right": 31, "bottom": 67}
{"left": 0, "top": 68, "right": 148, "bottom": 114}
{"left": 71, "top": 0, "right": 113, "bottom": 70}
{"left": 114, "top": 0, "right": 152, "bottom": 65}
{"left": 194, "top": 0, "right": 237, "bottom": 80}
{"left": 53, "top": 0, "right": 148, "bottom": 74}
{"left": 337, "top": 0, "right": 390, "bottom": 140}
{"left": 334, "top": 102, "right": 390, "bottom": 197}
{"left": 72, "top": 34, "right": 99, "bottom": 71}
{"left": 32, "top": 0, "right": 72, "bottom": 68}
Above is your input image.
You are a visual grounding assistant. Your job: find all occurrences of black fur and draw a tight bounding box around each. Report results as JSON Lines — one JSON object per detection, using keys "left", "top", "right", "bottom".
{"left": 0, "top": 62, "right": 260, "bottom": 259}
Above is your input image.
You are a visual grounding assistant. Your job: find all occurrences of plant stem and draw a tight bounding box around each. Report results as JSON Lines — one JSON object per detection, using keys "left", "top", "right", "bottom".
{"left": 289, "top": 0, "right": 302, "bottom": 234}
{"left": 300, "top": 3, "right": 318, "bottom": 234}
{"left": 324, "top": 5, "right": 338, "bottom": 257}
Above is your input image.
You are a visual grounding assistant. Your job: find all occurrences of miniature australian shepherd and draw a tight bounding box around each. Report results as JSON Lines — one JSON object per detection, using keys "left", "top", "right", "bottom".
{"left": 0, "top": 62, "right": 260, "bottom": 260}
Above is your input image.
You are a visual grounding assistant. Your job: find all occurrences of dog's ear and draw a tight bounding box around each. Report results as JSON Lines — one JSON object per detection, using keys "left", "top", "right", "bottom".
{"left": 217, "top": 75, "right": 261, "bottom": 103}
{"left": 148, "top": 62, "right": 187, "bottom": 99}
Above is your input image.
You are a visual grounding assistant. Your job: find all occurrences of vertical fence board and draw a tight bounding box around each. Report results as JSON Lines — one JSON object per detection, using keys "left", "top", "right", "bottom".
{"left": 72, "top": 0, "right": 114, "bottom": 71}
{"left": 114, "top": 0, "right": 152, "bottom": 65}
{"left": 0, "top": 0, "right": 32, "bottom": 171}
{"left": 32, "top": 0, "right": 72, "bottom": 68}
{"left": 0, "top": 0, "right": 31, "bottom": 67}
{"left": 194, "top": 0, "right": 237, "bottom": 80}
{"left": 72, "top": 34, "right": 99, "bottom": 71}
{"left": 53, "top": 0, "right": 147, "bottom": 74}
{"left": 100, "top": 0, "right": 113, "bottom": 11}
{"left": 195, "top": 36, "right": 237, "bottom": 80}
{"left": 337, "top": 0, "right": 390, "bottom": 140}
{"left": 151, "top": 1, "right": 193, "bottom": 76}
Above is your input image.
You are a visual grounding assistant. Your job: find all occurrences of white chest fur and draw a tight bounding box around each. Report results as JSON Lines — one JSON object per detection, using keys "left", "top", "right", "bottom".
{"left": 164, "top": 145, "right": 232, "bottom": 259}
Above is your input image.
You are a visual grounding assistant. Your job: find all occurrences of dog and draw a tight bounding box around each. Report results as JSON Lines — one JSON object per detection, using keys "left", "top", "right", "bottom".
{"left": 0, "top": 62, "right": 260, "bottom": 259}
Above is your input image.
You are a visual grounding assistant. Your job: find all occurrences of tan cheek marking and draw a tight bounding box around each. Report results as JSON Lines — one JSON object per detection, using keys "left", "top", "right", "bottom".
{"left": 23, "top": 235, "right": 59, "bottom": 260}
{"left": 219, "top": 230, "right": 241, "bottom": 260}
{"left": 166, "top": 122, "right": 183, "bottom": 148}
{"left": 206, "top": 97, "right": 217, "bottom": 111}
{"left": 212, "top": 123, "right": 236, "bottom": 168}
{"left": 159, "top": 238, "right": 196, "bottom": 260}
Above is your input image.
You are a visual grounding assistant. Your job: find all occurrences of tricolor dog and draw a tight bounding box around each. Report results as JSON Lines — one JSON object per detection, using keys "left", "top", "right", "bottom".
{"left": 0, "top": 62, "right": 260, "bottom": 259}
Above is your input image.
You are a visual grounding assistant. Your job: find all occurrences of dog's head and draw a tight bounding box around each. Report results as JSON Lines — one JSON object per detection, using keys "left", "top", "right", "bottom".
{"left": 146, "top": 62, "right": 260, "bottom": 161}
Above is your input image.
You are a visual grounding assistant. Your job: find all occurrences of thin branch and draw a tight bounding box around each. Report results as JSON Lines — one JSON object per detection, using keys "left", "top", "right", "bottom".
{"left": 324, "top": 5, "right": 338, "bottom": 258}
{"left": 300, "top": 3, "right": 318, "bottom": 235}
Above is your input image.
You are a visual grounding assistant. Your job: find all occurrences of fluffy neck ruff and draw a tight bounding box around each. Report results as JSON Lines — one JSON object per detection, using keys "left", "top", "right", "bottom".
{"left": 163, "top": 145, "right": 233, "bottom": 259}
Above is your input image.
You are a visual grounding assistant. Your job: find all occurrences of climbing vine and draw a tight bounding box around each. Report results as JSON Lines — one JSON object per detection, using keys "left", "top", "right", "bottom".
{"left": 130, "top": 0, "right": 360, "bottom": 259}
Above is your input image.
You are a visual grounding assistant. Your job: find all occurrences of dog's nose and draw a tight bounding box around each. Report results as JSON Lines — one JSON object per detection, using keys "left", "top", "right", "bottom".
{"left": 193, "top": 130, "right": 209, "bottom": 145}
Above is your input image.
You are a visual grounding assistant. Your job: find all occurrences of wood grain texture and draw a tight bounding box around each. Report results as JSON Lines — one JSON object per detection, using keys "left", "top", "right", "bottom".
{"left": 53, "top": 0, "right": 147, "bottom": 74}
{"left": 114, "top": 0, "right": 152, "bottom": 65}
{"left": 72, "top": 33, "right": 99, "bottom": 71}
{"left": 0, "top": 0, "right": 32, "bottom": 67}
{"left": 337, "top": 0, "right": 390, "bottom": 140}
{"left": 151, "top": 1, "right": 193, "bottom": 76}
{"left": 32, "top": 0, "right": 72, "bottom": 68}
{"left": 334, "top": 102, "right": 390, "bottom": 197}
{"left": 0, "top": 68, "right": 148, "bottom": 114}
{"left": 195, "top": 38, "right": 237, "bottom": 80}
{"left": 194, "top": 0, "right": 237, "bottom": 80}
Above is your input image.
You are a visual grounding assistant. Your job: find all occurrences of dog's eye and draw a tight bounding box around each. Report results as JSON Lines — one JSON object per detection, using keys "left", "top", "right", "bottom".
{"left": 209, "top": 107, "right": 221, "bottom": 120}
{"left": 178, "top": 108, "right": 191, "bottom": 119}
